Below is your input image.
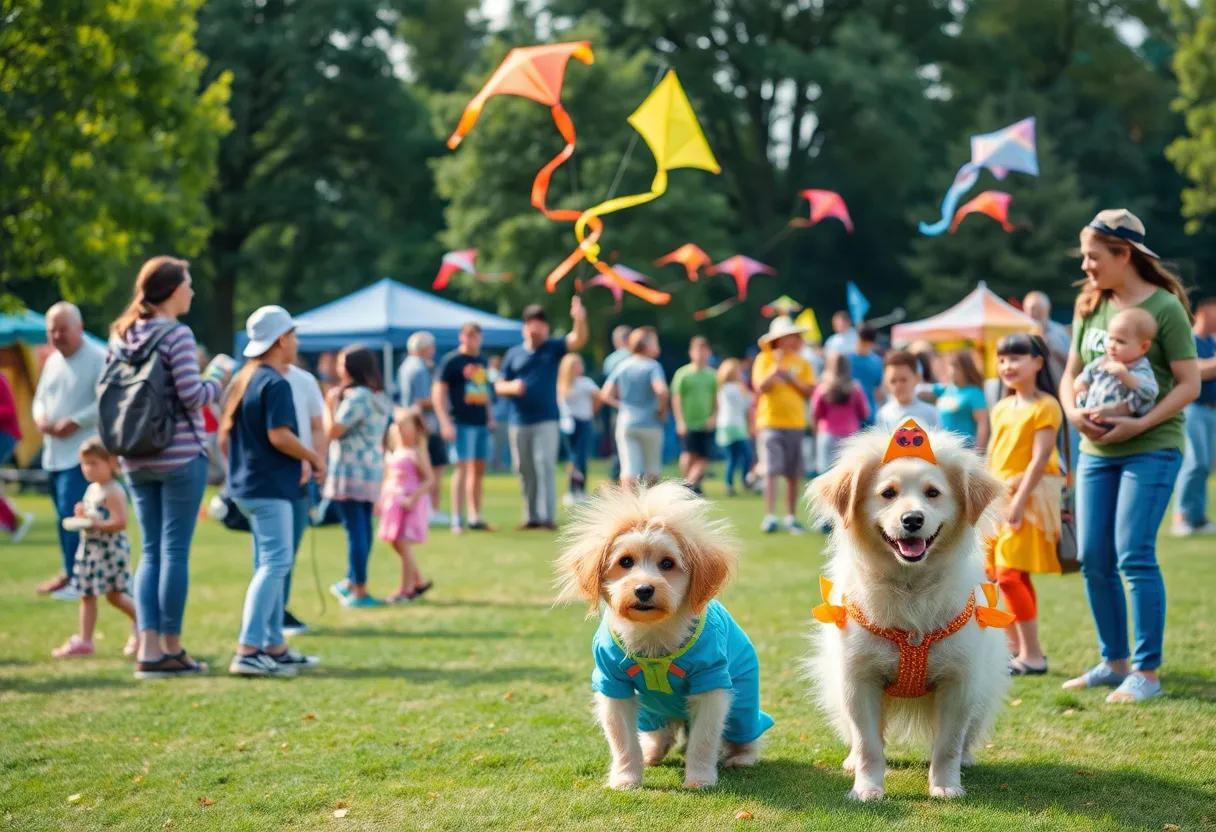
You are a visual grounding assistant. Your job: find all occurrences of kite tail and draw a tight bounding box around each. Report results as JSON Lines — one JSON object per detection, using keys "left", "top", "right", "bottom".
{"left": 693, "top": 298, "right": 739, "bottom": 320}
{"left": 918, "top": 165, "right": 980, "bottom": 237}
{"left": 531, "top": 105, "right": 584, "bottom": 223}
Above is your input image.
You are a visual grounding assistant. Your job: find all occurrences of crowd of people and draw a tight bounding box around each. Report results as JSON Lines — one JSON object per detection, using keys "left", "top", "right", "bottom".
{"left": 7, "top": 208, "right": 1214, "bottom": 699}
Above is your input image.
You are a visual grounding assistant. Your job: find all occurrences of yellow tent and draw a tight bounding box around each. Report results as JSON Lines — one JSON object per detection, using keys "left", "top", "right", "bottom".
{"left": 890, "top": 282, "right": 1036, "bottom": 377}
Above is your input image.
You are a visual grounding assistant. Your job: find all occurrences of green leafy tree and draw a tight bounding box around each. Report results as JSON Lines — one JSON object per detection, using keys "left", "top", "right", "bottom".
{"left": 1168, "top": 0, "right": 1216, "bottom": 233}
{"left": 0, "top": 0, "right": 232, "bottom": 306}
{"left": 194, "top": 0, "right": 445, "bottom": 350}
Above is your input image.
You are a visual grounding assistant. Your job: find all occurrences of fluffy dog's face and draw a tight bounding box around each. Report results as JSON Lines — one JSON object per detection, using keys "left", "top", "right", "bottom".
{"left": 601, "top": 527, "right": 690, "bottom": 623}
{"left": 555, "top": 482, "right": 739, "bottom": 623}
{"left": 810, "top": 429, "right": 1001, "bottom": 571}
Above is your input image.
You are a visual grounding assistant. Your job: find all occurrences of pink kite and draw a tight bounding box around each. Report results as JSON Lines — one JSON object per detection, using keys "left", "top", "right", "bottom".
{"left": 948, "top": 191, "right": 1015, "bottom": 233}
{"left": 790, "top": 189, "right": 854, "bottom": 233}
{"left": 579, "top": 266, "right": 649, "bottom": 311}
{"left": 432, "top": 249, "right": 509, "bottom": 290}
{"left": 693, "top": 255, "right": 775, "bottom": 320}
{"left": 654, "top": 244, "right": 712, "bottom": 281}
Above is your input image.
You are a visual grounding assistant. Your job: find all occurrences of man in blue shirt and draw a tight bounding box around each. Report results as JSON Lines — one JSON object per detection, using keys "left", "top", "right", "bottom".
{"left": 850, "top": 323, "right": 885, "bottom": 423}
{"left": 1173, "top": 298, "right": 1216, "bottom": 536}
{"left": 496, "top": 298, "right": 588, "bottom": 530}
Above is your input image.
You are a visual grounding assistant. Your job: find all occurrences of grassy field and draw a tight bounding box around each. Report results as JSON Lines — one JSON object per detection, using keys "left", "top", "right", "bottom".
{"left": 0, "top": 472, "right": 1213, "bottom": 831}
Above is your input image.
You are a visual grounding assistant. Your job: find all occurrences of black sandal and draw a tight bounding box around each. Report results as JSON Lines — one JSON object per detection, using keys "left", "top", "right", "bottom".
{"left": 1009, "top": 657, "right": 1048, "bottom": 676}
{"left": 413, "top": 582, "right": 434, "bottom": 598}
{"left": 134, "top": 651, "right": 208, "bottom": 679}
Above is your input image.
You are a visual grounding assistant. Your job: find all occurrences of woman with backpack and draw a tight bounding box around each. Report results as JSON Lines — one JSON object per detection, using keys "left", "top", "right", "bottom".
{"left": 106, "top": 256, "right": 227, "bottom": 679}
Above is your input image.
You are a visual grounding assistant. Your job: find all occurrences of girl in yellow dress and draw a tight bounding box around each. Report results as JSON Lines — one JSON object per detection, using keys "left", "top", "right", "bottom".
{"left": 988, "top": 333, "right": 1064, "bottom": 675}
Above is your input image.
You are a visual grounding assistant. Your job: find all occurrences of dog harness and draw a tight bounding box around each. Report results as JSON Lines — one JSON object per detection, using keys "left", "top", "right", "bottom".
{"left": 813, "top": 577, "right": 1015, "bottom": 698}
{"left": 609, "top": 614, "right": 705, "bottom": 695}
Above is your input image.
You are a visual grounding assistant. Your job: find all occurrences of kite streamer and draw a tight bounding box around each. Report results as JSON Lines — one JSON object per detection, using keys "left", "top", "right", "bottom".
{"left": 949, "top": 191, "right": 1015, "bottom": 233}
{"left": 692, "top": 255, "right": 775, "bottom": 320}
{"left": 431, "top": 249, "right": 510, "bottom": 290}
{"left": 578, "top": 266, "right": 650, "bottom": 310}
{"left": 790, "top": 190, "right": 854, "bottom": 232}
{"left": 545, "top": 71, "right": 720, "bottom": 306}
{"left": 654, "top": 244, "right": 712, "bottom": 281}
{"left": 920, "top": 117, "right": 1038, "bottom": 236}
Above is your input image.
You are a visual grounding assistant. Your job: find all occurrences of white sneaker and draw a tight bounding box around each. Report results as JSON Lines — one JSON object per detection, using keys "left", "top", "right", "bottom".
{"left": 562, "top": 493, "right": 577, "bottom": 509}
{"left": 761, "top": 515, "right": 778, "bottom": 534}
{"left": 50, "top": 585, "right": 81, "bottom": 602}
{"left": 11, "top": 513, "right": 33, "bottom": 543}
{"left": 1171, "top": 520, "right": 1196, "bottom": 538}
{"left": 1195, "top": 521, "right": 1216, "bottom": 535}
{"left": 429, "top": 511, "right": 451, "bottom": 528}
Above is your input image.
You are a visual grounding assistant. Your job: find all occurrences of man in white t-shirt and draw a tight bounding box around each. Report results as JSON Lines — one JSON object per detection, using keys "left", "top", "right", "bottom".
{"left": 282, "top": 363, "right": 326, "bottom": 636}
{"left": 822, "top": 310, "right": 859, "bottom": 356}
{"left": 874, "top": 350, "right": 941, "bottom": 433}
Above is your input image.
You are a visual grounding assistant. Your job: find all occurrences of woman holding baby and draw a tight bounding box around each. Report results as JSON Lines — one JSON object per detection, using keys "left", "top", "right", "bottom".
{"left": 1059, "top": 210, "right": 1199, "bottom": 703}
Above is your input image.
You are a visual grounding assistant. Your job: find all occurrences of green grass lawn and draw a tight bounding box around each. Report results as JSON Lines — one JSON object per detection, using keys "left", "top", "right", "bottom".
{"left": 1, "top": 472, "right": 1213, "bottom": 831}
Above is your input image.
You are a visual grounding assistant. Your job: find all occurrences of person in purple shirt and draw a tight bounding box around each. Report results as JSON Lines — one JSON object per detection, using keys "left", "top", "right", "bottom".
{"left": 108, "top": 256, "right": 227, "bottom": 679}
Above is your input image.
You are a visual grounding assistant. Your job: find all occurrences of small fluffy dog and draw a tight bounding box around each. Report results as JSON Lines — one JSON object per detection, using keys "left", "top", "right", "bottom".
{"left": 805, "top": 421, "right": 1012, "bottom": 801}
{"left": 556, "top": 482, "right": 773, "bottom": 790}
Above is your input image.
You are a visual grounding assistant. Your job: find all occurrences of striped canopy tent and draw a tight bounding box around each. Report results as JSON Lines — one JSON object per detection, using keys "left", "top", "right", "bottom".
{"left": 891, "top": 282, "right": 1036, "bottom": 377}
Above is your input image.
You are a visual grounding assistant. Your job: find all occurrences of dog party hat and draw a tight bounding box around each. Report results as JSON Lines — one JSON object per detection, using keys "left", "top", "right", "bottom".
{"left": 882, "top": 419, "right": 937, "bottom": 465}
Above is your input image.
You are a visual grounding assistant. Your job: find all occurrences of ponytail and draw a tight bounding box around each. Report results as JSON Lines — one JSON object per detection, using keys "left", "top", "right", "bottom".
{"left": 217, "top": 361, "right": 262, "bottom": 450}
{"left": 112, "top": 256, "right": 191, "bottom": 339}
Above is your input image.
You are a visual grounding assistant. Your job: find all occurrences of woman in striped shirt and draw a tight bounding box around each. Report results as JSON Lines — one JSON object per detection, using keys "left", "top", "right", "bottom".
{"left": 109, "top": 257, "right": 224, "bottom": 679}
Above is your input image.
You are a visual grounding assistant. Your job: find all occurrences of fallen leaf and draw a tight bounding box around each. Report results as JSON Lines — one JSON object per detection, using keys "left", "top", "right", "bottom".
{"left": 427, "top": 792, "right": 439, "bottom": 799}
{"left": 303, "top": 714, "right": 316, "bottom": 721}
{"left": 735, "top": 810, "right": 753, "bottom": 820}
{"left": 1011, "top": 699, "right": 1023, "bottom": 707}
{"left": 1085, "top": 802, "right": 1097, "bottom": 807}
{"left": 199, "top": 797, "right": 215, "bottom": 808}
{"left": 1000, "top": 785, "right": 1009, "bottom": 791}
{"left": 487, "top": 723, "right": 495, "bottom": 728}
{"left": 985, "top": 743, "right": 996, "bottom": 749}
{"left": 1076, "top": 770, "right": 1095, "bottom": 777}
{"left": 335, "top": 800, "right": 346, "bottom": 809}
{"left": 1165, "top": 826, "right": 1179, "bottom": 831}
{"left": 143, "top": 760, "right": 151, "bottom": 773}
{"left": 67, "top": 794, "right": 82, "bottom": 803}
{"left": 1062, "top": 708, "right": 1076, "bottom": 716}
{"left": 504, "top": 691, "right": 515, "bottom": 701}
{"left": 334, "top": 809, "right": 349, "bottom": 818}
{"left": 264, "top": 793, "right": 271, "bottom": 798}
{"left": 473, "top": 755, "right": 485, "bottom": 762}
{"left": 279, "top": 743, "right": 289, "bottom": 750}
{"left": 132, "top": 737, "right": 141, "bottom": 743}
{"left": 133, "top": 776, "right": 144, "bottom": 784}
{"left": 237, "top": 742, "right": 247, "bottom": 752}
{"left": 163, "top": 821, "right": 173, "bottom": 830}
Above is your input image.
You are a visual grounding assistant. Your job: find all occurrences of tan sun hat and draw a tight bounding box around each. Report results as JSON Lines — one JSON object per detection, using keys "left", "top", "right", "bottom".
{"left": 758, "top": 315, "right": 808, "bottom": 348}
{"left": 1089, "top": 209, "right": 1158, "bottom": 260}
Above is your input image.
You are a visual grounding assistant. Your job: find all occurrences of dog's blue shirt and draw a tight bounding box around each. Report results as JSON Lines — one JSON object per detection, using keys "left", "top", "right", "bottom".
{"left": 591, "top": 600, "right": 774, "bottom": 743}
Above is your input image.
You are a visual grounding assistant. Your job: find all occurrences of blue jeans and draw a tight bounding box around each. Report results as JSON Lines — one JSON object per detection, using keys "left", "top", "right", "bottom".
{"left": 48, "top": 465, "right": 89, "bottom": 575}
{"left": 282, "top": 488, "right": 315, "bottom": 608}
{"left": 722, "top": 440, "right": 752, "bottom": 488}
{"left": 335, "top": 500, "right": 374, "bottom": 586}
{"left": 234, "top": 498, "right": 293, "bottom": 650}
{"left": 1175, "top": 403, "right": 1215, "bottom": 527}
{"left": 1076, "top": 449, "right": 1182, "bottom": 671}
{"left": 562, "top": 419, "right": 595, "bottom": 491}
{"left": 129, "top": 455, "right": 209, "bottom": 635}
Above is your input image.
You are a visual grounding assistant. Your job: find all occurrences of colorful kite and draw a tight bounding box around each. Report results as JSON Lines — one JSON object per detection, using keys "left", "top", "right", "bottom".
{"left": 761, "top": 295, "right": 803, "bottom": 317}
{"left": 545, "top": 71, "right": 720, "bottom": 306}
{"left": 654, "top": 244, "right": 712, "bottom": 281}
{"left": 795, "top": 308, "right": 823, "bottom": 343}
{"left": 846, "top": 280, "right": 870, "bottom": 325}
{"left": 447, "top": 42, "right": 593, "bottom": 224}
{"left": 579, "top": 267, "right": 650, "bottom": 311}
{"left": 790, "top": 190, "right": 854, "bottom": 233}
{"left": 693, "top": 256, "right": 775, "bottom": 320}
{"left": 919, "top": 117, "right": 1038, "bottom": 236}
{"left": 432, "top": 249, "right": 509, "bottom": 290}
{"left": 948, "top": 191, "right": 1015, "bottom": 233}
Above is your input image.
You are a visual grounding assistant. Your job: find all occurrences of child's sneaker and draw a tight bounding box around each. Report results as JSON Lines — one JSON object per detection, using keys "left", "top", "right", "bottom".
{"left": 562, "top": 492, "right": 578, "bottom": 509}
{"left": 784, "top": 516, "right": 807, "bottom": 536}
{"left": 761, "top": 515, "right": 779, "bottom": 534}
{"left": 51, "top": 635, "right": 94, "bottom": 659}
{"left": 342, "top": 594, "right": 386, "bottom": 609}
{"left": 229, "top": 651, "right": 297, "bottom": 678}
{"left": 329, "top": 581, "right": 352, "bottom": 601}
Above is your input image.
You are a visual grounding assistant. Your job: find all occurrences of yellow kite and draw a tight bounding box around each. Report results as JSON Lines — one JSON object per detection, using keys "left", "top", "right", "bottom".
{"left": 545, "top": 71, "right": 720, "bottom": 305}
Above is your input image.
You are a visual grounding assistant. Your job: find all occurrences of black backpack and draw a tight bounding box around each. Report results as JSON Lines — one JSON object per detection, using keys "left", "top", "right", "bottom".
{"left": 98, "top": 323, "right": 183, "bottom": 458}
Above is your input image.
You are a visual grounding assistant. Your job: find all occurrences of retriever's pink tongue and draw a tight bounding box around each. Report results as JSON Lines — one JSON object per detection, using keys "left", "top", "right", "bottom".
{"left": 897, "top": 538, "right": 927, "bottom": 558}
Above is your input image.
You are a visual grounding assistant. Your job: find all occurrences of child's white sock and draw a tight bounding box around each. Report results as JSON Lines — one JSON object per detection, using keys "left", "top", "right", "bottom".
{"left": 783, "top": 514, "right": 798, "bottom": 527}
{"left": 469, "top": 512, "right": 482, "bottom": 525}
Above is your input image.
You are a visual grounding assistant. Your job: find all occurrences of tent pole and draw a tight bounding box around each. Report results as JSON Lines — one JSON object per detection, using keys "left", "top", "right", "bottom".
{"left": 383, "top": 342, "right": 394, "bottom": 399}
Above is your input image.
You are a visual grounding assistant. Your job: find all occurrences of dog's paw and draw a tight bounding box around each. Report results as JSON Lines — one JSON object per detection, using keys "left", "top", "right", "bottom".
{"left": 929, "top": 784, "right": 967, "bottom": 799}
{"left": 607, "top": 773, "right": 642, "bottom": 790}
{"left": 847, "top": 785, "right": 885, "bottom": 802}
{"left": 721, "top": 741, "right": 759, "bottom": 769}
{"left": 683, "top": 770, "right": 719, "bottom": 789}
{"left": 640, "top": 733, "right": 672, "bottom": 767}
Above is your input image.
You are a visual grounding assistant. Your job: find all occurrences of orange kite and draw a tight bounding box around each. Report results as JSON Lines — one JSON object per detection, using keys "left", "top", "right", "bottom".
{"left": 949, "top": 190, "right": 1015, "bottom": 233}
{"left": 654, "top": 244, "right": 712, "bottom": 281}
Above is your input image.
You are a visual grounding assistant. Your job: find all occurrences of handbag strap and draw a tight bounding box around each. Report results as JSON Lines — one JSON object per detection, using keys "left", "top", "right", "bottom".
{"left": 1060, "top": 406, "right": 1073, "bottom": 488}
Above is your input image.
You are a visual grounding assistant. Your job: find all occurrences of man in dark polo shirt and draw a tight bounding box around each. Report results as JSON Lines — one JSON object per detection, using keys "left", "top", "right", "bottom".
{"left": 496, "top": 298, "right": 588, "bottom": 530}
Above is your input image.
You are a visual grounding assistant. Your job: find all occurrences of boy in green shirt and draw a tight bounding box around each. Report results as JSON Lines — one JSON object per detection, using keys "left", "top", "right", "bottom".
{"left": 672, "top": 336, "right": 718, "bottom": 493}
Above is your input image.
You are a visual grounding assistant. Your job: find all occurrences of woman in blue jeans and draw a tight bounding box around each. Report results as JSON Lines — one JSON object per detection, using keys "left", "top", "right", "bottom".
{"left": 324, "top": 346, "right": 392, "bottom": 607}
{"left": 220, "top": 307, "right": 325, "bottom": 676}
{"left": 1059, "top": 210, "right": 1200, "bottom": 703}
{"left": 109, "top": 257, "right": 225, "bottom": 679}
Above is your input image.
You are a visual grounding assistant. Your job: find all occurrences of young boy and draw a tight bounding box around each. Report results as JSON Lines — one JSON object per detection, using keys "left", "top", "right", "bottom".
{"left": 1074, "top": 307, "right": 1159, "bottom": 424}
{"left": 671, "top": 336, "right": 718, "bottom": 493}
{"left": 875, "top": 350, "right": 940, "bottom": 433}
{"left": 753, "top": 318, "right": 815, "bottom": 534}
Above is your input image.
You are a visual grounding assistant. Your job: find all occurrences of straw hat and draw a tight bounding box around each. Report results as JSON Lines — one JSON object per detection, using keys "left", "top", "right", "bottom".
{"left": 1089, "top": 209, "right": 1158, "bottom": 260}
{"left": 758, "top": 315, "right": 808, "bottom": 347}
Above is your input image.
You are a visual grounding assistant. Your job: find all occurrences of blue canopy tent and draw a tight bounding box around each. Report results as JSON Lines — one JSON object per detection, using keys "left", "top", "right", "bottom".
{"left": 234, "top": 279, "right": 524, "bottom": 394}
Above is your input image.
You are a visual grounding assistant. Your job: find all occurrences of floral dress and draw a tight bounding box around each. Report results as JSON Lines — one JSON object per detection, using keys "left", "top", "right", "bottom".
{"left": 323, "top": 387, "right": 393, "bottom": 504}
{"left": 71, "top": 482, "right": 131, "bottom": 597}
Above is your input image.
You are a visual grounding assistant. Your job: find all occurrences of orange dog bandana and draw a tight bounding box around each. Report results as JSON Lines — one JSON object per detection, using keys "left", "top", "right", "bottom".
{"left": 813, "top": 577, "right": 1015, "bottom": 698}
{"left": 882, "top": 419, "right": 937, "bottom": 466}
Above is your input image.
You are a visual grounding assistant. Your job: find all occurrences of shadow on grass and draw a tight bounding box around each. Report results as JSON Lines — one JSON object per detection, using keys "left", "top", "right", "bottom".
{"left": 0, "top": 674, "right": 132, "bottom": 694}
{"left": 304, "top": 627, "right": 533, "bottom": 640}
{"left": 1162, "top": 673, "right": 1216, "bottom": 703}
{"left": 312, "top": 664, "right": 565, "bottom": 686}
{"left": 419, "top": 599, "right": 557, "bottom": 611}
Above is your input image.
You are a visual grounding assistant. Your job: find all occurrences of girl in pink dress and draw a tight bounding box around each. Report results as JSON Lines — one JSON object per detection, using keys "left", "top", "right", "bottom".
{"left": 379, "top": 409, "right": 435, "bottom": 604}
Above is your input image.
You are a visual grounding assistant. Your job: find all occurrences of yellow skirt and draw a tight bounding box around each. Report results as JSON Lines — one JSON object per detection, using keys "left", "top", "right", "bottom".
{"left": 987, "top": 475, "right": 1063, "bottom": 575}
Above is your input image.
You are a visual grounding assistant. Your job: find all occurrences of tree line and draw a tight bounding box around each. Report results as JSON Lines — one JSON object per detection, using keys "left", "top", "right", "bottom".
{"left": 3, "top": 0, "right": 1216, "bottom": 359}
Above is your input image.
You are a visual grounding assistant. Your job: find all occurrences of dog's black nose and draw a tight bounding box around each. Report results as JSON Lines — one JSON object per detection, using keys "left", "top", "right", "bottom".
{"left": 901, "top": 511, "right": 925, "bottom": 533}
{"left": 634, "top": 585, "right": 655, "bottom": 602}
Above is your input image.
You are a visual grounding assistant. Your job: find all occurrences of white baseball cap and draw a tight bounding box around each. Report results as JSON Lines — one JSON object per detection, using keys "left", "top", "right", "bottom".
{"left": 1089, "top": 209, "right": 1158, "bottom": 260}
{"left": 243, "top": 305, "right": 296, "bottom": 358}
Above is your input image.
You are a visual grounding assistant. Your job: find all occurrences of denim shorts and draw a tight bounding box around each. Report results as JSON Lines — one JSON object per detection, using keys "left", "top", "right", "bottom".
{"left": 451, "top": 424, "right": 491, "bottom": 462}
